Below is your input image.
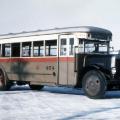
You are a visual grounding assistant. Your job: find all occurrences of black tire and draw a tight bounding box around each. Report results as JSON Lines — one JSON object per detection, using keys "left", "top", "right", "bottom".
{"left": 29, "top": 84, "right": 44, "bottom": 90}
{"left": 0, "top": 69, "right": 11, "bottom": 90}
{"left": 82, "top": 70, "right": 107, "bottom": 99}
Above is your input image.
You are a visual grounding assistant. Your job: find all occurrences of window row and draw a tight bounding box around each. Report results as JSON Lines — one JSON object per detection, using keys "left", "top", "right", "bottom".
{"left": 0, "top": 38, "right": 75, "bottom": 57}
{"left": 0, "top": 40, "right": 57, "bottom": 57}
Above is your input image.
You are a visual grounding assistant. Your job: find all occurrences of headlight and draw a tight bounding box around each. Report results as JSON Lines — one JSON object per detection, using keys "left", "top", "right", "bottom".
{"left": 111, "top": 56, "right": 116, "bottom": 74}
{"left": 111, "top": 56, "right": 116, "bottom": 68}
{"left": 111, "top": 67, "right": 116, "bottom": 74}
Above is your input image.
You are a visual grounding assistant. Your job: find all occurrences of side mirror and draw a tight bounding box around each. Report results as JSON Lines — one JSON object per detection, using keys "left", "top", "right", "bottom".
{"left": 74, "top": 46, "right": 79, "bottom": 54}
{"left": 109, "top": 46, "right": 114, "bottom": 52}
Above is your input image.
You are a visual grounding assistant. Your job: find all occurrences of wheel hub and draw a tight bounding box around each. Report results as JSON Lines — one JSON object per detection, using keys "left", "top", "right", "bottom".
{"left": 85, "top": 75, "right": 100, "bottom": 96}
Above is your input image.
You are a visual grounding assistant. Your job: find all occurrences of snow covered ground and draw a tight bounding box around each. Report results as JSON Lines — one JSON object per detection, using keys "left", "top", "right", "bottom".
{"left": 0, "top": 85, "right": 120, "bottom": 120}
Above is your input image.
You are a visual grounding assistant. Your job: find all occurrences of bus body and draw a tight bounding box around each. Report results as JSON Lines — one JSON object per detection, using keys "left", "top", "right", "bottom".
{"left": 0, "top": 26, "right": 120, "bottom": 99}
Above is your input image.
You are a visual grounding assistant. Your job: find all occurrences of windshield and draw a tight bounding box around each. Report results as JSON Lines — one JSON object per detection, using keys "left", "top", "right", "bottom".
{"left": 79, "top": 40, "right": 109, "bottom": 54}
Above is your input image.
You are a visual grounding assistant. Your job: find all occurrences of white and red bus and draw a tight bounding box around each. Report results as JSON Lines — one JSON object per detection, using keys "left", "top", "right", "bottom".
{"left": 0, "top": 26, "right": 113, "bottom": 98}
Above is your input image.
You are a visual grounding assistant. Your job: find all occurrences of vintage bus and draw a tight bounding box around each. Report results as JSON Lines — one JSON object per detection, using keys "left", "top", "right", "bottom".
{"left": 0, "top": 26, "right": 120, "bottom": 99}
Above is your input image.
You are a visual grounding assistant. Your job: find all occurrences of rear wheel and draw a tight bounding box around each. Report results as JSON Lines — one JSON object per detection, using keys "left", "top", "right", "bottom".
{"left": 29, "top": 84, "right": 44, "bottom": 90}
{"left": 82, "top": 70, "right": 107, "bottom": 99}
{"left": 0, "top": 69, "right": 11, "bottom": 90}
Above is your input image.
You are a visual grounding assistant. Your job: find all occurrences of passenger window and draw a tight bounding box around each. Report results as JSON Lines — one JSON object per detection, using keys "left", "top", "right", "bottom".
{"left": 69, "top": 38, "right": 74, "bottom": 55}
{"left": 60, "top": 39, "right": 67, "bottom": 56}
{"left": 45, "top": 40, "right": 57, "bottom": 56}
{"left": 2, "top": 44, "right": 11, "bottom": 57}
{"left": 33, "top": 41, "right": 44, "bottom": 56}
{"left": 11, "top": 43, "right": 20, "bottom": 57}
{"left": 22, "top": 42, "right": 31, "bottom": 57}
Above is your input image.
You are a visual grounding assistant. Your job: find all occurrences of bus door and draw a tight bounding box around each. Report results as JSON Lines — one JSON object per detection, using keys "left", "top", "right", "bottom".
{"left": 59, "top": 35, "right": 77, "bottom": 85}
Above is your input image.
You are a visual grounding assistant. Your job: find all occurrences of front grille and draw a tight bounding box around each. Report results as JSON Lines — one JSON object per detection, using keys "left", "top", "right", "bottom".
{"left": 115, "top": 59, "right": 120, "bottom": 78}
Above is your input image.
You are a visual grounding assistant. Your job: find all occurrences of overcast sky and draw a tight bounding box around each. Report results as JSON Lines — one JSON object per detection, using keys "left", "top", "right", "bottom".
{"left": 0, "top": 0, "right": 120, "bottom": 50}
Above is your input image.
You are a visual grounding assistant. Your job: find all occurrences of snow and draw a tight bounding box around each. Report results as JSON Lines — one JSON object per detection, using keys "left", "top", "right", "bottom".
{"left": 0, "top": 85, "right": 120, "bottom": 120}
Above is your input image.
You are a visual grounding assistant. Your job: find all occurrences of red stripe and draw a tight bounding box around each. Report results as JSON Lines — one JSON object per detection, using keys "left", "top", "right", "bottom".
{"left": 59, "top": 57, "right": 74, "bottom": 62}
{"left": 0, "top": 57, "right": 74, "bottom": 62}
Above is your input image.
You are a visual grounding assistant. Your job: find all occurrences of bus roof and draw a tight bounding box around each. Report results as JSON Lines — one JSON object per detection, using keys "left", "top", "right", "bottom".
{"left": 0, "top": 26, "right": 112, "bottom": 40}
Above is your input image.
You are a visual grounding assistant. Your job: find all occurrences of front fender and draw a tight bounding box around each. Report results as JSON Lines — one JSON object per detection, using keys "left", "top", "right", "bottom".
{"left": 76, "top": 64, "right": 111, "bottom": 87}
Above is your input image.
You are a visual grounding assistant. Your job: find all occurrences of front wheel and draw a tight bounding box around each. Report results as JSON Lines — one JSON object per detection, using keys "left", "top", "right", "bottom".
{"left": 29, "top": 84, "right": 44, "bottom": 90}
{"left": 82, "top": 70, "right": 107, "bottom": 99}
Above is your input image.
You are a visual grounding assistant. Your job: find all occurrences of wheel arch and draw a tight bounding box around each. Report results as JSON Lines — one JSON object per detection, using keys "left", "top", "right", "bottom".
{"left": 0, "top": 64, "right": 8, "bottom": 82}
{"left": 76, "top": 64, "right": 110, "bottom": 87}
{"left": 0, "top": 64, "right": 12, "bottom": 90}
